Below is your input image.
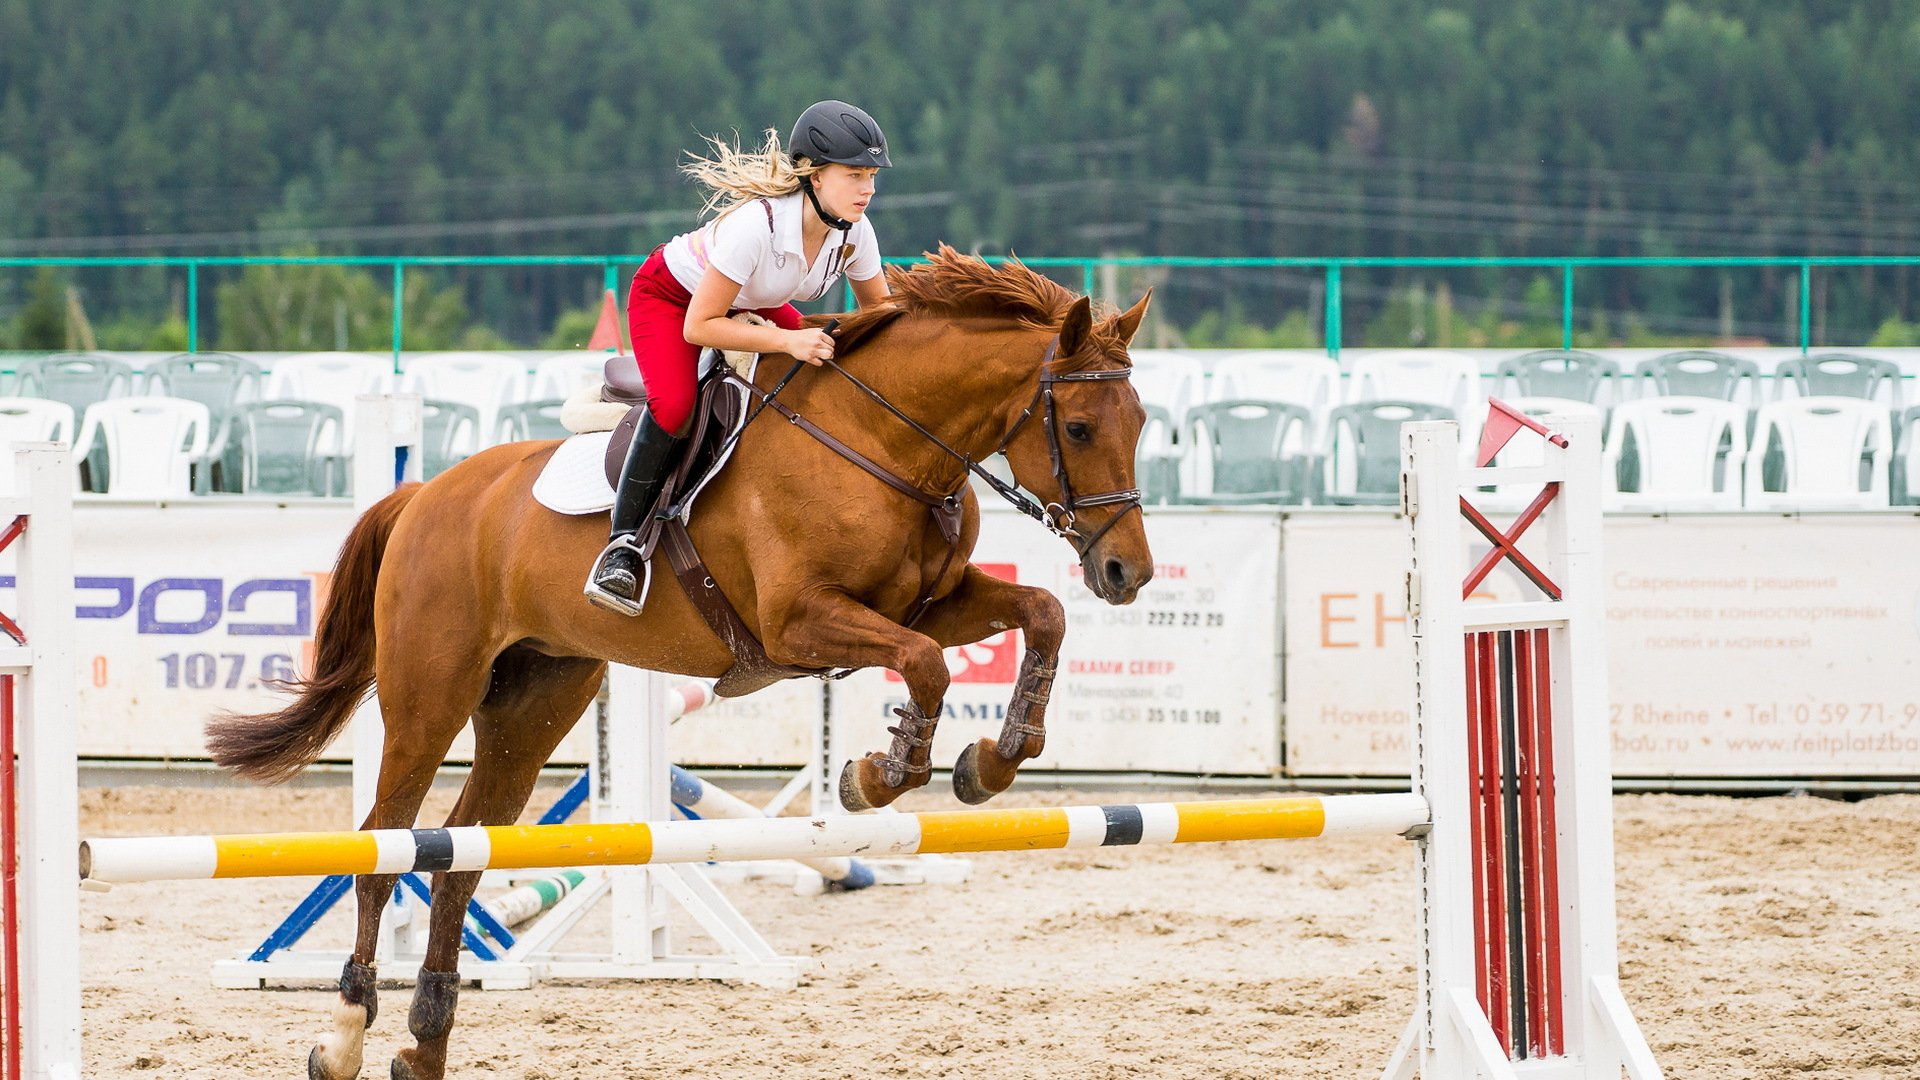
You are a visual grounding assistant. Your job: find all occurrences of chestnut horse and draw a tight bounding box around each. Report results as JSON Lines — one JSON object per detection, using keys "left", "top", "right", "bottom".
{"left": 204, "top": 248, "right": 1154, "bottom": 1080}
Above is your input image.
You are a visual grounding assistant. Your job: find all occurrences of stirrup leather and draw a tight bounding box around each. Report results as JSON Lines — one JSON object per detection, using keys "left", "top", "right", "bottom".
{"left": 583, "top": 535, "right": 652, "bottom": 617}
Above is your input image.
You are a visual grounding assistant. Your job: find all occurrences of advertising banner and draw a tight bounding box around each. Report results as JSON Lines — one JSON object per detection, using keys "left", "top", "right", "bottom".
{"left": 52, "top": 502, "right": 358, "bottom": 760}
{"left": 37, "top": 500, "right": 1920, "bottom": 780}
{"left": 1278, "top": 514, "right": 1417, "bottom": 775}
{"left": 24, "top": 503, "right": 817, "bottom": 767}
{"left": 1601, "top": 515, "right": 1920, "bottom": 776}
{"left": 826, "top": 506, "right": 1282, "bottom": 776}
{"left": 1281, "top": 512, "right": 1920, "bottom": 777}
{"left": 667, "top": 678, "right": 820, "bottom": 768}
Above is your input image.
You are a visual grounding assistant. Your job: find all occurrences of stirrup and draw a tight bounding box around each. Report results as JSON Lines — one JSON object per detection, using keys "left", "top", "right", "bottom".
{"left": 583, "top": 537, "right": 651, "bottom": 617}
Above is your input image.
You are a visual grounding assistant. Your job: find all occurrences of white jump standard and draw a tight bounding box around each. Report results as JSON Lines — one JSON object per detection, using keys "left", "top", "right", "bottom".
{"left": 0, "top": 445, "right": 79, "bottom": 1080}
{"left": 1387, "top": 406, "right": 1661, "bottom": 1079}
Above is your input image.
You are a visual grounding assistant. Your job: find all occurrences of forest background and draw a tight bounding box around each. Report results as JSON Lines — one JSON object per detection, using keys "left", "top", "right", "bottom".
{"left": 3, "top": 0, "right": 1918, "bottom": 353}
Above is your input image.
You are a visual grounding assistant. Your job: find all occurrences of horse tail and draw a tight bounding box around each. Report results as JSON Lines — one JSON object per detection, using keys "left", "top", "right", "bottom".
{"left": 205, "top": 483, "right": 423, "bottom": 784}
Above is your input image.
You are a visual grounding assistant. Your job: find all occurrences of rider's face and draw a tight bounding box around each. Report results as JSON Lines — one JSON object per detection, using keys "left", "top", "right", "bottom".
{"left": 811, "top": 164, "right": 879, "bottom": 222}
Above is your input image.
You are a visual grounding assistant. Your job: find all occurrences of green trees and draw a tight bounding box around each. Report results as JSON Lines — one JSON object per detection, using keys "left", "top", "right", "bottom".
{"left": 1, "top": 1, "right": 1916, "bottom": 347}
{"left": 211, "top": 263, "right": 501, "bottom": 351}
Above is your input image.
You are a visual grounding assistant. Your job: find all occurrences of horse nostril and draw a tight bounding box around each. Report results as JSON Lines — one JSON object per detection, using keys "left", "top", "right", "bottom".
{"left": 1104, "top": 558, "right": 1127, "bottom": 592}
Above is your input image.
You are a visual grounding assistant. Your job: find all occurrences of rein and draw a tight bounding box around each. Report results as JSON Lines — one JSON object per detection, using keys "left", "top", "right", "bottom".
{"left": 723, "top": 333, "right": 1142, "bottom": 625}
{"left": 817, "top": 337, "right": 1142, "bottom": 554}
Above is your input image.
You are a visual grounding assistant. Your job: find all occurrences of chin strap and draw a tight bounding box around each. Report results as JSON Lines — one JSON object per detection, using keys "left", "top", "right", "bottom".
{"left": 802, "top": 178, "right": 856, "bottom": 232}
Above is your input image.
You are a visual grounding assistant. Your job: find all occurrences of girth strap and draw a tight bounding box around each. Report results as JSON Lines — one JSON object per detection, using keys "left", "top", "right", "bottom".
{"left": 658, "top": 517, "right": 827, "bottom": 694}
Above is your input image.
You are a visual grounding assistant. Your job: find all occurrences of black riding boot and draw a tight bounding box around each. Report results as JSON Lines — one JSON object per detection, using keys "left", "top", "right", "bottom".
{"left": 586, "top": 413, "right": 686, "bottom": 612}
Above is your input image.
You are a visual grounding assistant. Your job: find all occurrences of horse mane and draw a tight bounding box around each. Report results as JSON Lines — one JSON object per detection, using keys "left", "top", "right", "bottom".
{"left": 823, "top": 244, "right": 1125, "bottom": 371}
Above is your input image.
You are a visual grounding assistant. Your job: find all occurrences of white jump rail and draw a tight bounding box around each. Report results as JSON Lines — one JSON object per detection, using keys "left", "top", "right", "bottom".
{"left": 80, "top": 793, "right": 1430, "bottom": 883}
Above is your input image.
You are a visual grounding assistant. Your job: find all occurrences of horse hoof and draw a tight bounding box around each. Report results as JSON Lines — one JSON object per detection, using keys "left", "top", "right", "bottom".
{"left": 838, "top": 754, "right": 919, "bottom": 811}
{"left": 838, "top": 758, "right": 875, "bottom": 812}
{"left": 837, "top": 757, "right": 875, "bottom": 807}
{"left": 390, "top": 1058, "right": 419, "bottom": 1080}
{"left": 311, "top": 1041, "right": 362, "bottom": 1080}
{"left": 951, "top": 741, "right": 1000, "bottom": 805}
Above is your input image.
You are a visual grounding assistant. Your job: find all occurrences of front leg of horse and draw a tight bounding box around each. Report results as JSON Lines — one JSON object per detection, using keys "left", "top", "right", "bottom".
{"left": 909, "top": 567, "right": 1066, "bottom": 805}
{"left": 766, "top": 590, "right": 952, "bottom": 812}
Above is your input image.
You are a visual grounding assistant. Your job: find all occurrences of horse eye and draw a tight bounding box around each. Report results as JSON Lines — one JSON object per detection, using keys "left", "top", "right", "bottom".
{"left": 1065, "top": 421, "right": 1091, "bottom": 442}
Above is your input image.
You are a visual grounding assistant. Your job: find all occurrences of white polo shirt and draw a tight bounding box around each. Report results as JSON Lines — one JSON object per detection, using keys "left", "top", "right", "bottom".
{"left": 663, "top": 191, "right": 882, "bottom": 308}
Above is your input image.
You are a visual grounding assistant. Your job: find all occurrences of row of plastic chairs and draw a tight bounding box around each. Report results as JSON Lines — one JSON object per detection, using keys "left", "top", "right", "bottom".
{"left": 0, "top": 352, "right": 593, "bottom": 496}
{"left": 1140, "top": 398, "right": 1456, "bottom": 507}
{"left": 0, "top": 392, "right": 575, "bottom": 499}
{"left": 1599, "top": 395, "right": 1908, "bottom": 510}
{"left": 1132, "top": 349, "right": 1911, "bottom": 430}
{"left": 4, "top": 350, "right": 598, "bottom": 453}
{"left": 1147, "top": 394, "right": 1920, "bottom": 510}
{"left": 18, "top": 349, "right": 1906, "bottom": 439}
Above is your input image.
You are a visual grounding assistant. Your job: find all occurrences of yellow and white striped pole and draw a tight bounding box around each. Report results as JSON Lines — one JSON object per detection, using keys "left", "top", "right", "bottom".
{"left": 80, "top": 794, "right": 1429, "bottom": 885}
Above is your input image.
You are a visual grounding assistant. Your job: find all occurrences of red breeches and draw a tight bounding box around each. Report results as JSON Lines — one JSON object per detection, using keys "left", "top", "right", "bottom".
{"left": 625, "top": 252, "right": 802, "bottom": 434}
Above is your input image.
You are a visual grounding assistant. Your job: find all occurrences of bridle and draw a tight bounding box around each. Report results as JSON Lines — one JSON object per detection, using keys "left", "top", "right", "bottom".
{"left": 721, "top": 332, "right": 1143, "bottom": 622}
{"left": 982, "top": 338, "right": 1143, "bottom": 554}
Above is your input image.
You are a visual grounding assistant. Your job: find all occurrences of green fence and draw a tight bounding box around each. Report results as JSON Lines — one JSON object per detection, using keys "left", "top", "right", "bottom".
{"left": 5, "top": 254, "right": 1918, "bottom": 358}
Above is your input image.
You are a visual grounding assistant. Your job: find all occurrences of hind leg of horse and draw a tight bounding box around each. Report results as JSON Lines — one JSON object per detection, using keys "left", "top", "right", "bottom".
{"left": 309, "top": 642, "right": 499, "bottom": 1080}
{"left": 391, "top": 651, "right": 605, "bottom": 1080}
{"left": 309, "top": 768, "right": 444, "bottom": 1080}
{"left": 763, "top": 590, "right": 952, "bottom": 811}
{"left": 907, "top": 565, "right": 1066, "bottom": 804}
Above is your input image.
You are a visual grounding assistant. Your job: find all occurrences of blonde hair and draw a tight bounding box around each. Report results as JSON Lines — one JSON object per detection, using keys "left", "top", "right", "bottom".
{"left": 680, "top": 128, "right": 824, "bottom": 219}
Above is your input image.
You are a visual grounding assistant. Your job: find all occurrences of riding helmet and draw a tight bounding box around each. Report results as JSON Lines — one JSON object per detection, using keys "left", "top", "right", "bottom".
{"left": 789, "top": 101, "right": 891, "bottom": 167}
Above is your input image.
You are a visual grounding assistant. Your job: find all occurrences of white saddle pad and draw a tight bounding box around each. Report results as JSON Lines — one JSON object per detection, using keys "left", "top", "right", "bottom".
{"left": 532, "top": 371, "right": 755, "bottom": 517}
{"left": 532, "top": 432, "right": 616, "bottom": 515}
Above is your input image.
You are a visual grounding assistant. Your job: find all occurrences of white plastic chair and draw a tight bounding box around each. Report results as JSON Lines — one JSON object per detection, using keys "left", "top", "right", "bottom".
{"left": 0, "top": 397, "right": 75, "bottom": 446}
{"left": 1129, "top": 350, "right": 1207, "bottom": 425}
{"left": 1772, "top": 352, "right": 1906, "bottom": 409}
{"left": 1900, "top": 406, "right": 1920, "bottom": 506}
{"left": 1348, "top": 350, "right": 1482, "bottom": 411}
{"left": 1601, "top": 397, "right": 1747, "bottom": 510}
{"left": 262, "top": 353, "right": 395, "bottom": 444}
{"left": 1745, "top": 397, "right": 1892, "bottom": 509}
{"left": 1208, "top": 351, "right": 1340, "bottom": 412}
{"left": 1350, "top": 349, "right": 1486, "bottom": 451}
{"left": 400, "top": 353, "right": 531, "bottom": 454}
{"left": 1194, "top": 351, "right": 1341, "bottom": 494}
{"left": 74, "top": 396, "right": 210, "bottom": 497}
{"left": 1636, "top": 350, "right": 1762, "bottom": 407}
{"left": 530, "top": 353, "right": 613, "bottom": 402}
{"left": 1320, "top": 400, "right": 1457, "bottom": 506}
{"left": 1129, "top": 351, "right": 1206, "bottom": 502}
{"left": 0, "top": 398, "right": 76, "bottom": 497}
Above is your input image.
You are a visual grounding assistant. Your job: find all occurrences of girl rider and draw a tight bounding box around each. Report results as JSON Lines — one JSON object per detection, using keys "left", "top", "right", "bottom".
{"left": 587, "top": 100, "right": 892, "bottom": 612}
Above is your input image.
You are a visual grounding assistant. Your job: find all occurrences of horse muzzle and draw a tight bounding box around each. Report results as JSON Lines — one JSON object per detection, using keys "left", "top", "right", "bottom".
{"left": 1081, "top": 548, "right": 1152, "bottom": 605}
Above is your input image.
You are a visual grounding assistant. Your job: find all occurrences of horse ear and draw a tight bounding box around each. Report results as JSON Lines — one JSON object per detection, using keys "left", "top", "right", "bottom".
{"left": 1058, "top": 295, "right": 1094, "bottom": 355}
{"left": 1113, "top": 288, "right": 1152, "bottom": 345}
